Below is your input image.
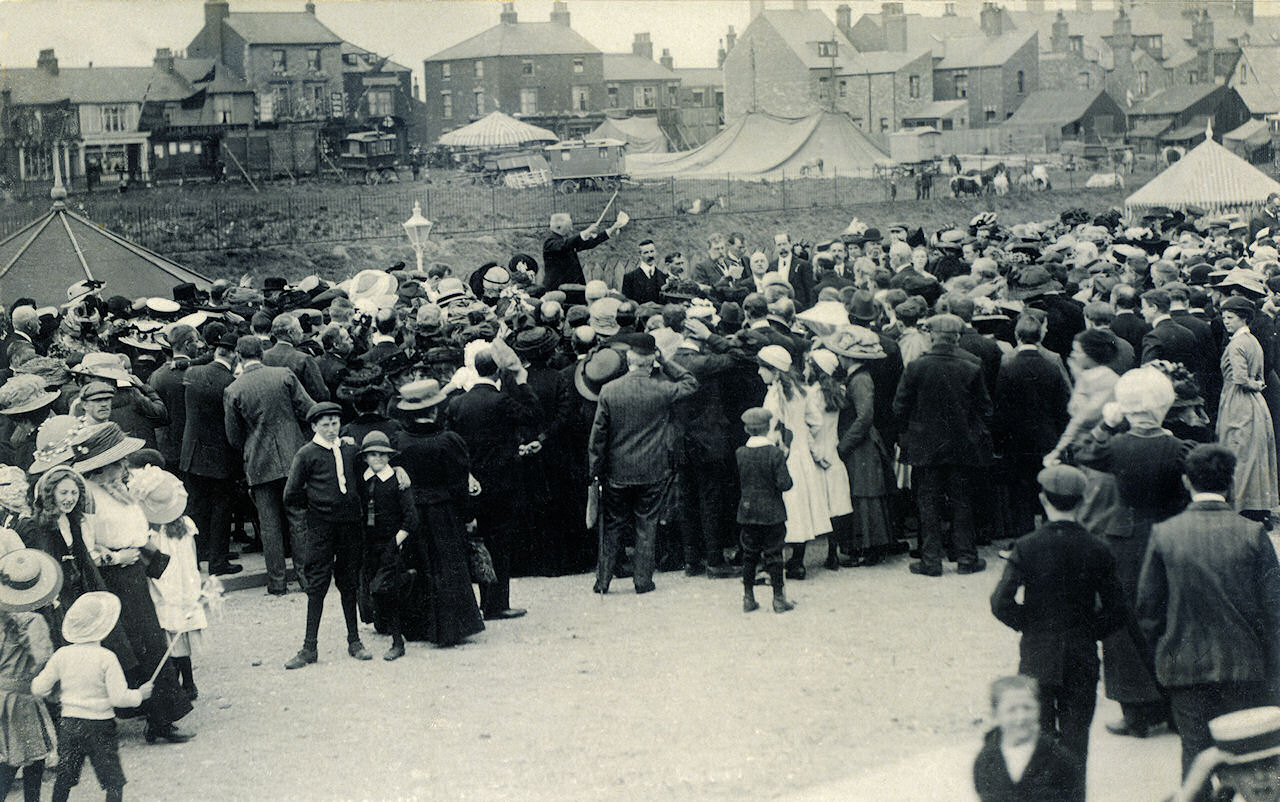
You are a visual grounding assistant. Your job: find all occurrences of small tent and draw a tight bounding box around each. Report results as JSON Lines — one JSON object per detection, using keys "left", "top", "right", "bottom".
{"left": 1125, "top": 135, "right": 1280, "bottom": 216}
{"left": 437, "top": 111, "right": 558, "bottom": 149}
{"left": 588, "top": 116, "right": 667, "bottom": 153}
{"left": 627, "top": 111, "right": 888, "bottom": 178}
{"left": 0, "top": 198, "right": 211, "bottom": 303}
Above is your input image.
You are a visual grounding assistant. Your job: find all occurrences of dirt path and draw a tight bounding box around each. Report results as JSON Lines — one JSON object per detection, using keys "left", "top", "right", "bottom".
{"left": 87, "top": 544, "right": 1178, "bottom": 800}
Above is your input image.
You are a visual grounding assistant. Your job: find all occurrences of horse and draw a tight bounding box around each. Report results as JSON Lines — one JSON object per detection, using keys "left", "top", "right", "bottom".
{"left": 950, "top": 175, "right": 983, "bottom": 198}
{"left": 1016, "top": 172, "right": 1037, "bottom": 191}
{"left": 948, "top": 154, "right": 963, "bottom": 175}
{"left": 799, "top": 157, "right": 824, "bottom": 177}
{"left": 1031, "top": 164, "right": 1051, "bottom": 190}
{"left": 679, "top": 196, "right": 725, "bottom": 214}
{"left": 992, "top": 171, "right": 1010, "bottom": 196}
{"left": 1085, "top": 172, "right": 1124, "bottom": 189}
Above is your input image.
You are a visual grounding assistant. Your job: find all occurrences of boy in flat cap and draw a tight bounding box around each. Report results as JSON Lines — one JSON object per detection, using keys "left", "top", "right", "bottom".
{"left": 990, "top": 464, "right": 1127, "bottom": 771}
{"left": 735, "top": 407, "right": 794, "bottom": 613}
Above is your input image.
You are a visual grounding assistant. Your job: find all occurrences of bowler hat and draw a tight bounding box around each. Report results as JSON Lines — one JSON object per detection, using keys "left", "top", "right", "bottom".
{"left": 847, "top": 290, "right": 878, "bottom": 322}
{"left": 305, "top": 401, "right": 343, "bottom": 424}
{"left": 263, "top": 277, "right": 288, "bottom": 293}
{"left": 616, "top": 332, "right": 657, "bottom": 356}
{"left": 1037, "top": 464, "right": 1086, "bottom": 498}
{"left": 172, "top": 283, "right": 200, "bottom": 307}
{"left": 61, "top": 591, "right": 120, "bottom": 644}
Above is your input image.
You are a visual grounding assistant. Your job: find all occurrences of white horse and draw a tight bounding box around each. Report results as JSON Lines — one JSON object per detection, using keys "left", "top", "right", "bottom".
{"left": 992, "top": 172, "right": 1010, "bottom": 196}
{"left": 1085, "top": 172, "right": 1124, "bottom": 189}
{"left": 1031, "top": 164, "right": 1051, "bottom": 190}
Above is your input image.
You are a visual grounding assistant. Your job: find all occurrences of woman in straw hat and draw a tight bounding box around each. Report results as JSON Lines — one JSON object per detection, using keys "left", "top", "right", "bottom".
{"left": 756, "top": 344, "right": 830, "bottom": 579}
{"left": 70, "top": 423, "right": 194, "bottom": 744}
{"left": 825, "top": 326, "right": 897, "bottom": 566}
{"left": 0, "top": 541, "right": 62, "bottom": 802}
{"left": 392, "top": 380, "right": 484, "bottom": 647}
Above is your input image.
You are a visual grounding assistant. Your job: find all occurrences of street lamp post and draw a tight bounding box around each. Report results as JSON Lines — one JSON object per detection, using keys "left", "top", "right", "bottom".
{"left": 402, "top": 200, "right": 434, "bottom": 274}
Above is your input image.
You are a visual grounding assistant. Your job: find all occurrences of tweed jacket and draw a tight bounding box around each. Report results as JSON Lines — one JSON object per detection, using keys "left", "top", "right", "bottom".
{"left": 735, "top": 441, "right": 792, "bottom": 525}
{"left": 588, "top": 360, "right": 698, "bottom": 486}
{"left": 180, "top": 359, "right": 239, "bottom": 480}
{"left": 1136, "top": 499, "right": 1280, "bottom": 688}
{"left": 262, "top": 341, "right": 329, "bottom": 402}
{"left": 223, "top": 362, "right": 314, "bottom": 486}
{"left": 893, "top": 342, "right": 993, "bottom": 467}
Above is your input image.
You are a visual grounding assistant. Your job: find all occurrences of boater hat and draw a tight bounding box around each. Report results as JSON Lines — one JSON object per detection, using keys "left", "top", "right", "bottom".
{"left": 0, "top": 548, "right": 62, "bottom": 613}
{"left": 1210, "top": 707, "right": 1280, "bottom": 764}
{"left": 396, "top": 379, "right": 449, "bottom": 412}
{"left": 61, "top": 591, "right": 120, "bottom": 644}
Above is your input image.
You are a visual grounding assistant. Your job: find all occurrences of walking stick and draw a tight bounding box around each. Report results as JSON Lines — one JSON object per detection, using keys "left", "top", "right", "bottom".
{"left": 592, "top": 189, "right": 620, "bottom": 230}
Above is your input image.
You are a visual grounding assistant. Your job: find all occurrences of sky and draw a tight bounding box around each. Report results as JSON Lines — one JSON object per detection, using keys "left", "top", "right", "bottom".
{"left": 0, "top": 0, "right": 1078, "bottom": 86}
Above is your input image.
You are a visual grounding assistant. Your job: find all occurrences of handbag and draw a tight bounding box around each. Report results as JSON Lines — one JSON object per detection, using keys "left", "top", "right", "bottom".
{"left": 466, "top": 537, "right": 497, "bottom": 585}
{"left": 138, "top": 544, "right": 171, "bottom": 580}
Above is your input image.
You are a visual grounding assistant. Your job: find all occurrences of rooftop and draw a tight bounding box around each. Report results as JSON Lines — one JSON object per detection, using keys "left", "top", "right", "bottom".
{"left": 1232, "top": 45, "right": 1280, "bottom": 114}
{"left": 0, "top": 64, "right": 194, "bottom": 105}
{"left": 1130, "top": 83, "right": 1225, "bottom": 116}
{"left": 756, "top": 9, "right": 860, "bottom": 72}
{"left": 427, "top": 20, "right": 600, "bottom": 60}
{"left": 1004, "top": 88, "right": 1114, "bottom": 126}
{"left": 853, "top": 10, "right": 984, "bottom": 52}
{"left": 341, "top": 42, "right": 412, "bottom": 75}
{"left": 935, "top": 30, "right": 1037, "bottom": 69}
{"left": 603, "top": 53, "right": 676, "bottom": 82}
{"left": 222, "top": 11, "right": 342, "bottom": 45}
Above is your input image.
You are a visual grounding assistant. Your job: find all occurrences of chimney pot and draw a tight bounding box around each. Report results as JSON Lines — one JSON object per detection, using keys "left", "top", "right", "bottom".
{"left": 37, "top": 48, "right": 59, "bottom": 76}
{"left": 500, "top": 1, "right": 517, "bottom": 24}
{"left": 305, "top": 1, "right": 314, "bottom": 13}
{"left": 550, "top": 1, "right": 570, "bottom": 26}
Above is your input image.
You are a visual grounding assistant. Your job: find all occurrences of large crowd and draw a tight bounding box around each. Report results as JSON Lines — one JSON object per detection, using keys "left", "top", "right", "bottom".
{"left": 0, "top": 191, "right": 1274, "bottom": 800}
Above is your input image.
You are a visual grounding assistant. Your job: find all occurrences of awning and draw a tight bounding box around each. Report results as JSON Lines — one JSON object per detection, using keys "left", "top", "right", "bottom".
{"left": 361, "top": 75, "right": 400, "bottom": 87}
{"left": 1127, "top": 119, "right": 1170, "bottom": 139}
{"left": 1161, "top": 117, "right": 1211, "bottom": 142}
{"left": 1224, "top": 118, "right": 1272, "bottom": 147}
{"left": 902, "top": 100, "right": 968, "bottom": 121}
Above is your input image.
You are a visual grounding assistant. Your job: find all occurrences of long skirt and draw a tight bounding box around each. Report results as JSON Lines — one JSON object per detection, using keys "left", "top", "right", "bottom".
{"left": 1217, "top": 385, "right": 1280, "bottom": 512}
{"left": 403, "top": 501, "right": 484, "bottom": 647}
{"left": 97, "top": 563, "right": 193, "bottom": 726}
{"left": 1101, "top": 531, "right": 1164, "bottom": 706}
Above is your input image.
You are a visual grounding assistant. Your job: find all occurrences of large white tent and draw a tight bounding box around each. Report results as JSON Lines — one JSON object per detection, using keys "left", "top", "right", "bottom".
{"left": 1125, "top": 135, "right": 1280, "bottom": 215}
{"left": 437, "top": 111, "right": 558, "bottom": 149}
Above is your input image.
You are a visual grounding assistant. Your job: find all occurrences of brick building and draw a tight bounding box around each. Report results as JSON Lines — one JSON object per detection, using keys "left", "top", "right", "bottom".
{"left": 671, "top": 66, "right": 724, "bottom": 147}
{"left": 1126, "top": 83, "right": 1251, "bottom": 154}
{"left": 186, "top": 1, "right": 345, "bottom": 123}
{"left": 422, "top": 2, "right": 605, "bottom": 144}
{"left": 339, "top": 41, "right": 423, "bottom": 153}
{"left": 932, "top": 26, "right": 1038, "bottom": 128}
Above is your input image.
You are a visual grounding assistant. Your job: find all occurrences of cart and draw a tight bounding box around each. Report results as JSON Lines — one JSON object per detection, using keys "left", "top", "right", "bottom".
{"left": 542, "top": 138, "right": 628, "bottom": 193}
{"left": 336, "top": 131, "right": 401, "bottom": 184}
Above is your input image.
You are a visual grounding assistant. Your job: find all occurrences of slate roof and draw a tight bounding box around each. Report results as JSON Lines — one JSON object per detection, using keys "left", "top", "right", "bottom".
{"left": 1231, "top": 46, "right": 1280, "bottom": 115}
{"left": 1129, "top": 83, "right": 1222, "bottom": 116}
{"left": 603, "top": 53, "right": 676, "bottom": 82}
{"left": 427, "top": 21, "right": 600, "bottom": 60}
{"left": 1004, "top": 89, "right": 1112, "bottom": 126}
{"left": 673, "top": 67, "right": 723, "bottom": 86}
{"left": 340, "top": 42, "right": 412, "bottom": 75}
{"left": 935, "top": 30, "right": 1037, "bottom": 69}
{"left": 0, "top": 66, "right": 194, "bottom": 105}
{"left": 852, "top": 48, "right": 932, "bottom": 74}
{"left": 173, "top": 58, "right": 254, "bottom": 95}
{"left": 222, "top": 12, "right": 341, "bottom": 45}
{"left": 756, "top": 9, "right": 859, "bottom": 72}
{"left": 853, "top": 11, "right": 983, "bottom": 52}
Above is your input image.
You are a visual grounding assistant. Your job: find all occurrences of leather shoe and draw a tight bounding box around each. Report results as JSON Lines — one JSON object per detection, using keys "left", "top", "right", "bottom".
{"left": 210, "top": 563, "right": 244, "bottom": 576}
{"left": 284, "top": 648, "right": 317, "bottom": 670}
{"left": 145, "top": 723, "right": 195, "bottom": 744}
{"left": 957, "top": 558, "right": 987, "bottom": 575}
{"left": 485, "top": 608, "right": 527, "bottom": 620}
{"left": 743, "top": 595, "right": 760, "bottom": 613}
{"left": 909, "top": 561, "right": 943, "bottom": 577}
{"left": 348, "top": 641, "right": 373, "bottom": 660}
{"left": 684, "top": 563, "right": 705, "bottom": 577}
{"left": 1105, "top": 719, "right": 1149, "bottom": 738}
{"left": 784, "top": 564, "right": 806, "bottom": 580}
{"left": 706, "top": 564, "right": 737, "bottom": 579}
{"left": 634, "top": 584, "right": 656, "bottom": 595}
{"left": 384, "top": 642, "right": 405, "bottom": 661}
{"left": 592, "top": 584, "right": 608, "bottom": 595}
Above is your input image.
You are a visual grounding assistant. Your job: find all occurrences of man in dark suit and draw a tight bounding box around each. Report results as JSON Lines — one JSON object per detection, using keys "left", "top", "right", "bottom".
{"left": 993, "top": 316, "right": 1072, "bottom": 537}
{"left": 588, "top": 333, "right": 698, "bottom": 594}
{"left": 149, "top": 324, "right": 207, "bottom": 471}
{"left": 263, "top": 313, "right": 330, "bottom": 402}
{"left": 1248, "top": 191, "right": 1280, "bottom": 241}
{"left": 691, "top": 232, "right": 743, "bottom": 292}
{"left": 1140, "top": 288, "right": 1199, "bottom": 369}
{"left": 541, "top": 212, "right": 626, "bottom": 290}
{"left": 1110, "top": 284, "right": 1152, "bottom": 357}
{"left": 1083, "top": 302, "right": 1136, "bottom": 373}
{"left": 621, "top": 239, "right": 668, "bottom": 305}
{"left": 770, "top": 232, "right": 814, "bottom": 311}
{"left": 1166, "top": 283, "right": 1221, "bottom": 420}
{"left": 991, "top": 464, "right": 1127, "bottom": 769}
{"left": 358, "top": 309, "right": 402, "bottom": 369}
{"left": 446, "top": 347, "right": 539, "bottom": 620}
{"left": 1026, "top": 286, "right": 1086, "bottom": 364}
{"left": 941, "top": 294, "right": 1002, "bottom": 396}
{"left": 316, "top": 323, "right": 354, "bottom": 400}
{"left": 181, "top": 333, "right": 243, "bottom": 576}
{"left": 1137, "top": 444, "right": 1280, "bottom": 780}
{"left": 894, "top": 314, "right": 992, "bottom": 577}
{"left": 846, "top": 291, "right": 903, "bottom": 447}
{"left": 225, "top": 335, "right": 315, "bottom": 594}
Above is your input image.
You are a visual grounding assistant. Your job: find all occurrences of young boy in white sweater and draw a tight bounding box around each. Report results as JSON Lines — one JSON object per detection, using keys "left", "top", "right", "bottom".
{"left": 31, "top": 592, "right": 153, "bottom": 802}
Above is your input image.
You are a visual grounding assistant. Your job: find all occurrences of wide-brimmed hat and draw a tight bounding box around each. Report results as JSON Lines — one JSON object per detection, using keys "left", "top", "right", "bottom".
{"left": 1007, "top": 266, "right": 1063, "bottom": 300}
{"left": 756, "top": 344, "right": 793, "bottom": 373}
{"left": 0, "top": 374, "right": 59, "bottom": 415}
{"left": 397, "top": 379, "right": 449, "bottom": 411}
{"left": 1210, "top": 706, "right": 1280, "bottom": 765}
{"left": 335, "top": 366, "right": 388, "bottom": 404}
{"left": 797, "top": 300, "right": 852, "bottom": 338}
{"left": 305, "top": 401, "right": 343, "bottom": 424}
{"left": 69, "top": 423, "right": 144, "bottom": 474}
{"left": 13, "top": 357, "right": 71, "bottom": 388}
{"left": 574, "top": 347, "right": 628, "bottom": 401}
{"left": 822, "top": 326, "right": 886, "bottom": 360}
{"left": 61, "top": 591, "right": 120, "bottom": 644}
{"left": 28, "top": 416, "right": 83, "bottom": 474}
{"left": 129, "top": 465, "right": 187, "bottom": 525}
{"left": 512, "top": 326, "right": 560, "bottom": 361}
{"left": 359, "top": 431, "right": 398, "bottom": 456}
{"left": 0, "top": 548, "right": 62, "bottom": 613}
{"left": 70, "top": 352, "right": 129, "bottom": 387}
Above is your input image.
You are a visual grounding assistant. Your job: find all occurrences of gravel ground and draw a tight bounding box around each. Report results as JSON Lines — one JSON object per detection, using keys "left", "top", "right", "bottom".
{"left": 76, "top": 541, "right": 1179, "bottom": 801}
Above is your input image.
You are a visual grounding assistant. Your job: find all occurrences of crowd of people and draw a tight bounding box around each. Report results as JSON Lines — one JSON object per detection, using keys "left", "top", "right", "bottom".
{"left": 0, "top": 191, "right": 1274, "bottom": 799}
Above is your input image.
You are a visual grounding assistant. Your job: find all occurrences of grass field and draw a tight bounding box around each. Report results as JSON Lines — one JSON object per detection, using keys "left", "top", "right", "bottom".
{"left": 1, "top": 163, "right": 1153, "bottom": 283}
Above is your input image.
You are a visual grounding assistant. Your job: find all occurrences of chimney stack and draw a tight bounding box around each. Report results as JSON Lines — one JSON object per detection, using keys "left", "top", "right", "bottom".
{"left": 980, "top": 2, "right": 1002, "bottom": 37}
{"left": 1193, "top": 8, "right": 1213, "bottom": 52}
{"left": 1235, "top": 0, "right": 1254, "bottom": 24}
{"left": 632, "top": 32, "right": 653, "bottom": 60}
{"left": 726, "top": 25, "right": 737, "bottom": 52}
{"left": 836, "top": 4, "right": 852, "bottom": 37}
{"left": 660, "top": 48, "right": 673, "bottom": 70}
{"left": 1050, "top": 10, "right": 1069, "bottom": 52}
{"left": 36, "top": 49, "right": 59, "bottom": 75}
{"left": 550, "top": 1, "right": 570, "bottom": 27}
{"left": 154, "top": 47, "right": 175, "bottom": 73}
{"left": 882, "top": 3, "right": 907, "bottom": 52}
{"left": 500, "top": 1, "right": 516, "bottom": 24}
{"left": 717, "top": 40, "right": 726, "bottom": 68}
{"left": 204, "top": 1, "right": 229, "bottom": 60}
{"left": 304, "top": 1, "right": 314, "bottom": 13}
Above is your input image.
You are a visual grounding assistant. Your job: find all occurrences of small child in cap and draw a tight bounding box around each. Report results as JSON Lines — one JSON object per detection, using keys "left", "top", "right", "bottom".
{"left": 735, "top": 407, "right": 795, "bottom": 613}
{"left": 132, "top": 465, "right": 207, "bottom": 701}
{"left": 32, "top": 591, "right": 153, "bottom": 802}
{"left": 358, "top": 431, "right": 420, "bottom": 661}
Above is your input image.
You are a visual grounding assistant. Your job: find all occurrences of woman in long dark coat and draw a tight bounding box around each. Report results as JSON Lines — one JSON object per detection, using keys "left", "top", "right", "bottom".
{"left": 393, "top": 380, "right": 484, "bottom": 647}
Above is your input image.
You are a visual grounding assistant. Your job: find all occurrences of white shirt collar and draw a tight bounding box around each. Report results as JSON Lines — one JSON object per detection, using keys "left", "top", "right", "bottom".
{"left": 1015, "top": 343, "right": 1039, "bottom": 352}
{"left": 214, "top": 356, "right": 235, "bottom": 371}
{"left": 471, "top": 376, "right": 500, "bottom": 390}
{"left": 312, "top": 433, "right": 339, "bottom": 449}
{"left": 1152, "top": 313, "right": 1172, "bottom": 327}
{"left": 640, "top": 262, "right": 655, "bottom": 278}
{"left": 363, "top": 466, "right": 395, "bottom": 481}
{"left": 745, "top": 435, "right": 773, "bottom": 447}
{"left": 1191, "top": 492, "right": 1227, "bottom": 503}
{"left": 371, "top": 333, "right": 397, "bottom": 346}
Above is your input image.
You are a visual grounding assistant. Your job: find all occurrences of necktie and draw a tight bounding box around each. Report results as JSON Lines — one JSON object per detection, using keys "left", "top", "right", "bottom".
{"left": 328, "top": 442, "right": 347, "bottom": 495}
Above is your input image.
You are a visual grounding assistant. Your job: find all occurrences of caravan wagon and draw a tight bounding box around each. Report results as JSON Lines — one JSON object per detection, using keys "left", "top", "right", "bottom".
{"left": 542, "top": 138, "right": 628, "bottom": 193}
